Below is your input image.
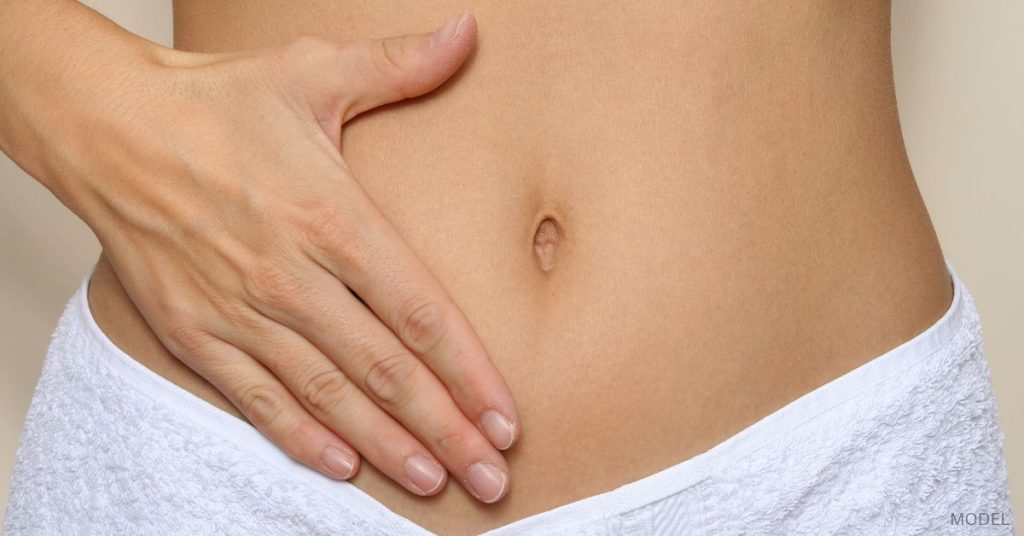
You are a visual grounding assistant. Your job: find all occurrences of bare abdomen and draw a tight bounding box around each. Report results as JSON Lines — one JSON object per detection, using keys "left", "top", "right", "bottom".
{"left": 87, "top": 2, "right": 954, "bottom": 533}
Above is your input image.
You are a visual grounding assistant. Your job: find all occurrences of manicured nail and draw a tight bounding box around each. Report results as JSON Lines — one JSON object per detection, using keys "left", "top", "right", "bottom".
{"left": 430, "top": 12, "right": 468, "bottom": 48}
{"left": 480, "top": 410, "right": 516, "bottom": 450}
{"left": 321, "top": 446, "right": 355, "bottom": 479}
{"left": 405, "top": 454, "right": 446, "bottom": 495}
{"left": 466, "top": 462, "right": 508, "bottom": 503}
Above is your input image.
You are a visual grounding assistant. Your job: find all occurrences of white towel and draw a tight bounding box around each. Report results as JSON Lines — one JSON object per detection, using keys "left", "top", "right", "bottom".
{"left": 3, "top": 259, "right": 1015, "bottom": 535}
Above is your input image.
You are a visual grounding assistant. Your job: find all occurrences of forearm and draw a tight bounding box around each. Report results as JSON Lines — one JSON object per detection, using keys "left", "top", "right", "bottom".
{"left": 0, "top": 0, "right": 164, "bottom": 205}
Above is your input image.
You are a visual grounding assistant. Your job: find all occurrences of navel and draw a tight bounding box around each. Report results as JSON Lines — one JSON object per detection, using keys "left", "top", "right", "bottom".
{"left": 533, "top": 216, "right": 561, "bottom": 272}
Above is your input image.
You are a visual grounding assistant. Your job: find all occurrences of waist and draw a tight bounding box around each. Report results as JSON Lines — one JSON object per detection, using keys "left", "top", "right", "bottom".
{"left": 77, "top": 254, "right": 967, "bottom": 535}
{"left": 87, "top": 2, "right": 957, "bottom": 531}
{"left": 169, "top": 0, "right": 943, "bottom": 377}
{"left": 88, "top": 174, "right": 953, "bottom": 534}
{"left": 14, "top": 256, "right": 1001, "bottom": 536}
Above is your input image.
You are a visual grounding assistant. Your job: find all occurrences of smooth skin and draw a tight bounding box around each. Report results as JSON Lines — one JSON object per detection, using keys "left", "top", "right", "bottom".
{"left": 58, "top": 2, "right": 958, "bottom": 533}
{"left": 0, "top": 2, "right": 516, "bottom": 503}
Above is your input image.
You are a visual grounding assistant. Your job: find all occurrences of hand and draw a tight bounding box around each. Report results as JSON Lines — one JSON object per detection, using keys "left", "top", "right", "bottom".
{"left": 53, "top": 12, "right": 519, "bottom": 503}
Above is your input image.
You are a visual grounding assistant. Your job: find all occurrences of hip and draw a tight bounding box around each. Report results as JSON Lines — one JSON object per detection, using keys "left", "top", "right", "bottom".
{"left": 4, "top": 257, "right": 1011, "bottom": 535}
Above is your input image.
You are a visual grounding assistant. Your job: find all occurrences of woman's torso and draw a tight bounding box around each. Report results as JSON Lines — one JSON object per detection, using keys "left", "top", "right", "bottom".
{"left": 88, "top": 1, "right": 952, "bottom": 534}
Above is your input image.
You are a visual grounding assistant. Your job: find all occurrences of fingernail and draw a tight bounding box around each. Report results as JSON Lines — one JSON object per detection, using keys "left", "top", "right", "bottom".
{"left": 480, "top": 410, "right": 516, "bottom": 450}
{"left": 466, "top": 462, "right": 508, "bottom": 503}
{"left": 321, "top": 446, "right": 355, "bottom": 479}
{"left": 405, "top": 454, "right": 446, "bottom": 495}
{"left": 430, "top": 12, "right": 468, "bottom": 48}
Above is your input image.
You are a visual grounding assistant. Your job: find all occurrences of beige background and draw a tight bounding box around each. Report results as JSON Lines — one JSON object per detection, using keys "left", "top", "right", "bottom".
{"left": 2, "top": 0, "right": 1020, "bottom": 522}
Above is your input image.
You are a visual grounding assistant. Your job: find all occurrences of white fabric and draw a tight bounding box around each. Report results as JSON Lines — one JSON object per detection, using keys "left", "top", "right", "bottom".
{"left": 3, "top": 259, "right": 1015, "bottom": 535}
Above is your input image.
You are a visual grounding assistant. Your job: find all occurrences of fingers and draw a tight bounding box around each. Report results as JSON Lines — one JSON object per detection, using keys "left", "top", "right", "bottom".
{"left": 180, "top": 333, "right": 361, "bottom": 481}
{"left": 281, "top": 12, "right": 477, "bottom": 143}
{"left": 336, "top": 12, "right": 477, "bottom": 122}
{"left": 209, "top": 299, "right": 453, "bottom": 497}
{"left": 298, "top": 198, "right": 521, "bottom": 454}
{"left": 235, "top": 261, "right": 511, "bottom": 502}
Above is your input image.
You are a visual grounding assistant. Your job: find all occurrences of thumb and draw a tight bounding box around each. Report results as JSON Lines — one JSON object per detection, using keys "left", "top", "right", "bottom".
{"left": 321, "top": 13, "right": 477, "bottom": 126}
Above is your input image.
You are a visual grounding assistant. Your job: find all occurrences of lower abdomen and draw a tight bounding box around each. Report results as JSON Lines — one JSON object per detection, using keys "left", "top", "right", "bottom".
{"left": 99, "top": 1, "right": 959, "bottom": 531}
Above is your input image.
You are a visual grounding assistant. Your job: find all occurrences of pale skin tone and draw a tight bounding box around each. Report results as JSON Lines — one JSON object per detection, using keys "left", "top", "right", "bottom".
{"left": 0, "top": 2, "right": 518, "bottom": 503}
{"left": 4, "top": 1, "right": 956, "bottom": 534}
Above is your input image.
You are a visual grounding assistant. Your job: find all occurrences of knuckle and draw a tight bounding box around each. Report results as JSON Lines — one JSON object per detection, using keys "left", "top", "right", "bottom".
{"left": 301, "top": 368, "right": 354, "bottom": 415}
{"left": 300, "top": 204, "right": 370, "bottom": 266}
{"left": 363, "top": 352, "right": 419, "bottom": 410}
{"left": 216, "top": 299, "right": 265, "bottom": 335}
{"left": 238, "top": 384, "right": 286, "bottom": 429}
{"left": 164, "top": 322, "right": 213, "bottom": 356}
{"left": 372, "top": 38, "right": 405, "bottom": 78}
{"left": 364, "top": 38, "right": 416, "bottom": 99}
{"left": 302, "top": 203, "right": 354, "bottom": 247}
{"left": 242, "top": 257, "right": 304, "bottom": 309}
{"left": 397, "top": 298, "right": 446, "bottom": 355}
{"left": 435, "top": 426, "right": 479, "bottom": 458}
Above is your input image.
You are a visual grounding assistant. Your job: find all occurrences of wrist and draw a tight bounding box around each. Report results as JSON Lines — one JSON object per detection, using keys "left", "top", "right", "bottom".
{"left": 0, "top": 1, "right": 176, "bottom": 212}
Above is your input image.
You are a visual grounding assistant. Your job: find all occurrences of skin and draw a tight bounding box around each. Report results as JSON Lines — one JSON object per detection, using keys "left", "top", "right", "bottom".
{"left": 1, "top": 2, "right": 517, "bottom": 504}
{"left": 6, "top": 1, "right": 954, "bottom": 535}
